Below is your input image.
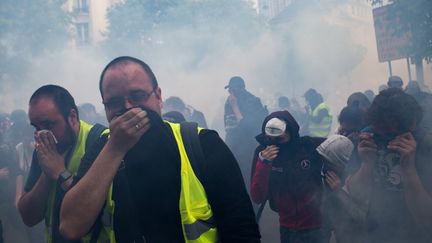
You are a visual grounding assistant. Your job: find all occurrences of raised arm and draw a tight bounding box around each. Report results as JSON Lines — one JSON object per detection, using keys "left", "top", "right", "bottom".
{"left": 60, "top": 108, "right": 150, "bottom": 240}
{"left": 250, "top": 145, "right": 279, "bottom": 204}
{"left": 18, "top": 131, "right": 65, "bottom": 226}
{"left": 389, "top": 133, "right": 432, "bottom": 230}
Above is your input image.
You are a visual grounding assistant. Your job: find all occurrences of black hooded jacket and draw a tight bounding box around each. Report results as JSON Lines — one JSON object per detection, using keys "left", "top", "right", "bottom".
{"left": 251, "top": 111, "right": 325, "bottom": 230}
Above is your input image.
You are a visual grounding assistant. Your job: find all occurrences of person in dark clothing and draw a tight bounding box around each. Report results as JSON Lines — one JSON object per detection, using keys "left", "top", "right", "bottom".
{"left": 4, "top": 109, "right": 28, "bottom": 148}
{"left": 224, "top": 76, "right": 268, "bottom": 191}
{"left": 337, "top": 106, "right": 366, "bottom": 139}
{"left": 337, "top": 106, "right": 367, "bottom": 175}
{"left": 346, "top": 92, "right": 371, "bottom": 112}
{"left": 251, "top": 111, "right": 325, "bottom": 243}
{"left": 277, "top": 96, "right": 308, "bottom": 135}
{"left": 405, "top": 80, "right": 432, "bottom": 133}
{"left": 347, "top": 88, "right": 432, "bottom": 243}
{"left": 60, "top": 56, "right": 260, "bottom": 243}
{"left": 0, "top": 140, "right": 27, "bottom": 243}
{"left": 163, "top": 96, "right": 208, "bottom": 128}
{"left": 387, "top": 75, "right": 404, "bottom": 89}
{"left": 162, "top": 110, "right": 186, "bottom": 123}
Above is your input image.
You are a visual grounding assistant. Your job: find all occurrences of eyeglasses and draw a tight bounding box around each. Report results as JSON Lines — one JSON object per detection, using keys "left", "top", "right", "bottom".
{"left": 103, "top": 89, "right": 156, "bottom": 110}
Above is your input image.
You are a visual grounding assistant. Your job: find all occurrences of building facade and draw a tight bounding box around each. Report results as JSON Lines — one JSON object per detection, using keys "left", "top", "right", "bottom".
{"left": 66, "top": 0, "right": 119, "bottom": 46}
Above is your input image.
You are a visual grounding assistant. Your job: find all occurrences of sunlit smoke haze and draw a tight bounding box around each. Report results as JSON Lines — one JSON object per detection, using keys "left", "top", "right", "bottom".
{"left": 1, "top": 0, "right": 430, "bottom": 134}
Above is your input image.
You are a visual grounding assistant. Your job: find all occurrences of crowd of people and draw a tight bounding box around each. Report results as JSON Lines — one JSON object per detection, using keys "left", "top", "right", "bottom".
{"left": 0, "top": 55, "right": 431, "bottom": 243}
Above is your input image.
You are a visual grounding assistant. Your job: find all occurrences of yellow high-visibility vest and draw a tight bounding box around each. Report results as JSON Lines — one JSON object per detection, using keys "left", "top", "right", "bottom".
{"left": 168, "top": 122, "right": 219, "bottom": 243}
{"left": 45, "top": 120, "right": 110, "bottom": 243}
{"left": 308, "top": 102, "right": 332, "bottom": 137}
{"left": 53, "top": 121, "right": 218, "bottom": 243}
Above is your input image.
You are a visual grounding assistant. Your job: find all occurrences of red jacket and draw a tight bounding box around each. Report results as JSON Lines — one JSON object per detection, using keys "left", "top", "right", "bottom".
{"left": 251, "top": 111, "right": 325, "bottom": 230}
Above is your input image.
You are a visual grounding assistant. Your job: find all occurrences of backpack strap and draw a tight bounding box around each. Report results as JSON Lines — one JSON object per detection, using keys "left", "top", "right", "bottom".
{"left": 85, "top": 123, "right": 108, "bottom": 152}
{"left": 180, "top": 122, "right": 205, "bottom": 183}
{"left": 84, "top": 124, "right": 110, "bottom": 243}
{"left": 89, "top": 217, "right": 103, "bottom": 243}
{"left": 255, "top": 198, "right": 268, "bottom": 223}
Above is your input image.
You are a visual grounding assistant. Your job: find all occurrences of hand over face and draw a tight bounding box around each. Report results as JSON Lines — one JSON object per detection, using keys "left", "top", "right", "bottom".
{"left": 325, "top": 170, "right": 341, "bottom": 191}
{"left": 388, "top": 132, "right": 417, "bottom": 168}
{"left": 260, "top": 145, "right": 279, "bottom": 162}
{"left": 108, "top": 108, "right": 151, "bottom": 154}
{"left": 35, "top": 130, "right": 65, "bottom": 180}
{"left": 358, "top": 133, "right": 378, "bottom": 164}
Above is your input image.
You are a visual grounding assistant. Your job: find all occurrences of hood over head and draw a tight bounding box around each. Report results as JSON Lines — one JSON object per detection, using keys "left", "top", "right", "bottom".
{"left": 316, "top": 134, "right": 354, "bottom": 173}
{"left": 256, "top": 110, "right": 299, "bottom": 145}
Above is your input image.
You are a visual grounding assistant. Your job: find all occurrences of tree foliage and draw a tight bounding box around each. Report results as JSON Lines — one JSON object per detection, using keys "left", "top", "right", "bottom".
{"left": 371, "top": 0, "right": 432, "bottom": 62}
{"left": 103, "top": 0, "right": 265, "bottom": 65}
{"left": 0, "top": 0, "right": 71, "bottom": 86}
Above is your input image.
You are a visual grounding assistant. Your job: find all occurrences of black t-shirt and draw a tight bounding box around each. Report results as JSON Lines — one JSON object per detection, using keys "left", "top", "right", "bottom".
{"left": 75, "top": 123, "right": 261, "bottom": 243}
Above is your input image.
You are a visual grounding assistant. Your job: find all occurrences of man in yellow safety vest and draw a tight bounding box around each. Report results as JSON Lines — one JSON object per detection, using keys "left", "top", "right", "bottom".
{"left": 304, "top": 88, "right": 333, "bottom": 138}
{"left": 60, "top": 56, "right": 261, "bottom": 243}
{"left": 18, "top": 85, "right": 107, "bottom": 243}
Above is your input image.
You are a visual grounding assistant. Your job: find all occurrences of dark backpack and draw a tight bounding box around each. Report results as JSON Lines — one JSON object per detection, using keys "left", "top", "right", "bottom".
{"left": 179, "top": 121, "right": 206, "bottom": 182}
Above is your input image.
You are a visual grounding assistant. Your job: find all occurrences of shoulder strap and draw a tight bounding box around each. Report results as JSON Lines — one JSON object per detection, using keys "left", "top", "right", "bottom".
{"left": 89, "top": 218, "right": 103, "bottom": 243}
{"left": 255, "top": 198, "right": 267, "bottom": 223}
{"left": 85, "top": 123, "right": 109, "bottom": 243}
{"left": 85, "top": 123, "right": 108, "bottom": 152}
{"left": 180, "top": 121, "right": 205, "bottom": 183}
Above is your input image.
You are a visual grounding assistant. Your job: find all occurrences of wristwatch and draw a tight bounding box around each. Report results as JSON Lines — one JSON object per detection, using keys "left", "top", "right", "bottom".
{"left": 57, "top": 169, "right": 73, "bottom": 191}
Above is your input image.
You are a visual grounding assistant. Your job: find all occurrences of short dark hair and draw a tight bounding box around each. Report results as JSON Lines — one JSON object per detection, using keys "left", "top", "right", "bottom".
{"left": 29, "top": 85, "right": 79, "bottom": 120}
{"left": 79, "top": 103, "right": 96, "bottom": 113}
{"left": 164, "top": 96, "right": 186, "bottom": 111}
{"left": 366, "top": 88, "right": 422, "bottom": 132}
{"left": 278, "top": 96, "right": 290, "bottom": 109}
{"left": 304, "top": 88, "right": 323, "bottom": 104}
{"left": 99, "top": 56, "right": 158, "bottom": 99}
{"left": 338, "top": 106, "right": 365, "bottom": 128}
{"left": 347, "top": 92, "right": 371, "bottom": 110}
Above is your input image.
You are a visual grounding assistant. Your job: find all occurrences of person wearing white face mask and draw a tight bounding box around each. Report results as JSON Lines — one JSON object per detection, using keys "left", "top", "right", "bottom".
{"left": 251, "top": 111, "right": 325, "bottom": 243}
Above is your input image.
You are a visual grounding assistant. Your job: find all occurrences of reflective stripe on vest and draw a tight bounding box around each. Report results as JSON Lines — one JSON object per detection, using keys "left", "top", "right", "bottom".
{"left": 308, "top": 103, "right": 332, "bottom": 137}
{"left": 167, "top": 122, "right": 219, "bottom": 243}
{"left": 45, "top": 121, "right": 110, "bottom": 243}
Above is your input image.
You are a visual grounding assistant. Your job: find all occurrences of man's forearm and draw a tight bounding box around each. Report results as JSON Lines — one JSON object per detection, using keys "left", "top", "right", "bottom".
{"left": 60, "top": 143, "right": 124, "bottom": 240}
{"left": 403, "top": 167, "right": 432, "bottom": 228}
{"left": 334, "top": 189, "right": 367, "bottom": 222}
{"left": 18, "top": 173, "right": 52, "bottom": 226}
{"left": 15, "top": 175, "right": 24, "bottom": 207}
{"left": 346, "top": 162, "right": 374, "bottom": 203}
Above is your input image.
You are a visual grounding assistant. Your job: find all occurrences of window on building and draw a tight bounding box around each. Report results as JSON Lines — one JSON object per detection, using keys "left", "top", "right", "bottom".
{"left": 76, "top": 23, "right": 89, "bottom": 45}
{"left": 74, "top": 0, "right": 89, "bottom": 14}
